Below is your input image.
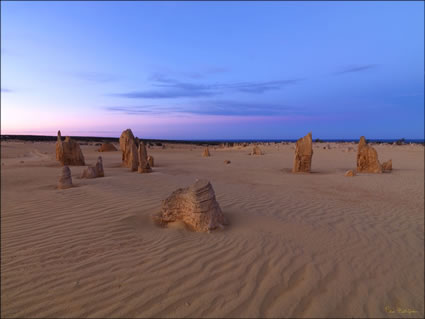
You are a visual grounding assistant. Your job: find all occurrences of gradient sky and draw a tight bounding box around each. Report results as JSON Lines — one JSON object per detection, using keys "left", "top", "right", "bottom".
{"left": 1, "top": 1, "right": 424, "bottom": 140}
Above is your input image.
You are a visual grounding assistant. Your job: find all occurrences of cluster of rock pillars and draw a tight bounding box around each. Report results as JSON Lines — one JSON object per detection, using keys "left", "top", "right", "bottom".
{"left": 55, "top": 129, "right": 392, "bottom": 232}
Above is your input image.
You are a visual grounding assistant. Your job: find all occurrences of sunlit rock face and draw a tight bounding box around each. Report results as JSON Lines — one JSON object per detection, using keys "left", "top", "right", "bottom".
{"left": 153, "top": 179, "right": 228, "bottom": 232}
{"left": 119, "top": 129, "right": 138, "bottom": 171}
{"left": 356, "top": 136, "right": 382, "bottom": 173}
{"left": 293, "top": 132, "right": 313, "bottom": 173}
{"left": 55, "top": 130, "right": 85, "bottom": 166}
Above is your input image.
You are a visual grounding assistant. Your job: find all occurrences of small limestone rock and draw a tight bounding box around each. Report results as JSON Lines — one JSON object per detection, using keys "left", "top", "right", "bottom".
{"left": 250, "top": 145, "right": 264, "bottom": 155}
{"left": 81, "top": 156, "right": 104, "bottom": 178}
{"left": 293, "top": 132, "right": 313, "bottom": 173}
{"left": 81, "top": 166, "right": 97, "bottom": 179}
{"left": 58, "top": 166, "right": 73, "bottom": 189}
{"left": 98, "top": 143, "right": 117, "bottom": 152}
{"left": 202, "top": 147, "right": 211, "bottom": 157}
{"left": 153, "top": 179, "right": 227, "bottom": 232}
{"left": 138, "top": 142, "right": 152, "bottom": 173}
{"left": 148, "top": 155, "right": 154, "bottom": 168}
{"left": 345, "top": 170, "right": 356, "bottom": 177}
{"left": 55, "top": 130, "right": 85, "bottom": 166}
{"left": 382, "top": 159, "right": 392, "bottom": 172}
{"left": 356, "top": 136, "right": 382, "bottom": 173}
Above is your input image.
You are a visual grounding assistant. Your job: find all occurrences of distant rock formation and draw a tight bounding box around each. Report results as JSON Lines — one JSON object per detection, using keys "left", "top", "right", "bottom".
{"left": 202, "top": 147, "right": 211, "bottom": 157}
{"left": 293, "top": 132, "right": 313, "bottom": 173}
{"left": 345, "top": 170, "right": 356, "bottom": 177}
{"left": 250, "top": 145, "right": 264, "bottom": 155}
{"left": 356, "top": 136, "right": 382, "bottom": 173}
{"left": 382, "top": 159, "right": 392, "bottom": 172}
{"left": 81, "top": 156, "right": 104, "bottom": 178}
{"left": 153, "top": 179, "right": 228, "bottom": 232}
{"left": 58, "top": 166, "right": 73, "bottom": 189}
{"left": 137, "top": 141, "right": 152, "bottom": 173}
{"left": 224, "top": 160, "right": 231, "bottom": 164}
{"left": 55, "top": 130, "right": 85, "bottom": 166}
{"left": 98, "top": 143, "right": 117, "bottom": 152}
{"left": 119, "top": 129, "right": 138, "bottom": 171}
{"left": 344, "top": 146, "right": 355, "bottom": 153}
{"left": 148, "top": 155, "right": 154, "bottom": 168}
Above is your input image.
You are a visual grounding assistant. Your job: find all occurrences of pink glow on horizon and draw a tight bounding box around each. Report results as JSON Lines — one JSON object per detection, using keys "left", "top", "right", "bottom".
{"left": 2, "top": 109, "right": 329, "bottom": 138}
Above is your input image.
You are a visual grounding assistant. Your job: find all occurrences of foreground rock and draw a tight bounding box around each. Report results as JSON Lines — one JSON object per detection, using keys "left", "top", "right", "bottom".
{"left": 224, "top": 160, "right": 231, "bottom": 164}
{"left": 98, "top": 143, "right": 117, "bottom": 152}
{"left": 58, "top": 166, "right": 73, "bottom": 189}
{"left": 55, "top": 131, "right": 85, "bottom": 166}
{"left": 202, "top": 147, "right": 210, "bottom": 157}
{"left": 81, "top": 156, "right": 104, "bottom": 178}
{"left": 153, "top": 179, "right": 228, "bottom": 232}
{"left": 356, "top": 136, "right": 382, "bottom": 173}
{"left": 345, "top": 170, "right": 356, "bottom": 177}
{"left": 148, "top": 155, "right": 154, "bottom": 168}
{"left": 119, "top": 129, "right": 138, "bottom": 171}
{"left": 293, "top": 132, "right": 313, "bottom": 173}
{"left": 138, "top": 142, "right": 152, "bottom": 173}
{"left": 382, "top": 159, "right": 392, "bottom": 172}
{"left": 250, "top": 145, "right": 264, "bottom": 155}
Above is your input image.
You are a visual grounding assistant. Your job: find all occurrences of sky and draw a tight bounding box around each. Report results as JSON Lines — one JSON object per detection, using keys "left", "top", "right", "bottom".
{"left": 1, "top": 1, "right": 424, "bottom": 140}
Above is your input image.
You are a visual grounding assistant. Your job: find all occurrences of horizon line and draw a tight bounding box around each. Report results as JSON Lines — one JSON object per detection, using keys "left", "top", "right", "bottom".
{"left": 1, "top": 134, "right": 424, "bottom": 143}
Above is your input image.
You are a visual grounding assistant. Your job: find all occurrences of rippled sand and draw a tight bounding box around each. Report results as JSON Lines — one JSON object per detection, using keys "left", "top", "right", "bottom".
{"left": 1, "top": 140, "right": 424, "bottom": 318}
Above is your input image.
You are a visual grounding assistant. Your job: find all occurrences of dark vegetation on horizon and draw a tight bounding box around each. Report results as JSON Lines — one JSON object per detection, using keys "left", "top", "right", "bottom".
{"left": 1, "top": 135, "right": 424, "bottom": 145}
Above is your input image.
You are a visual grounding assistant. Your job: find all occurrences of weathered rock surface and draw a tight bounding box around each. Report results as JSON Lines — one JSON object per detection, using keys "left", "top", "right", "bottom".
{"left": 345, "top": 170, "right": 356, "bottom": 177}
{"left": 58, "top": 166, "right": 73, "bottom": 189}
{"left": 293, "top": 132, "right": 313, "bottom": 173}
{"left": 153, "top": 179, "right": 228, "bottom": 232}
{"left": 382, "top": 159, "right": 392, "bottom": 172}
{"left": 148, "top": 155, "right": 154, "bottom": 168}
{"left": 356, "top": 136, "right": 382, "bottom": 173}
{"left": 81, "top": 166, "right": 97, "bottom": 179}
{"left": 119, "top": 129, "right": 138, "bottom": 171}
{"left": 202, "top": 147, "right": 210, "bottom": 157}
{"left": 251, "top": 145, "right": 264, "bottom": 155}
{"left": 55, "top": 131, "right": 85, "bottom": 166}
{"left": 98, "top": 143, "right": 117, "bottom": 152}
{"left": 81, "top": 156, "right": 104, "bottom": 178}
{"left": 137, "top": 142, "right": 152, "bottom": 173}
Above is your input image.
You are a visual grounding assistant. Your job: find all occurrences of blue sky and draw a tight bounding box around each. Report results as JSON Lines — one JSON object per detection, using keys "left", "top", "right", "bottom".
{"left": 1, "top": 1, "right": 424, "bottom": 139}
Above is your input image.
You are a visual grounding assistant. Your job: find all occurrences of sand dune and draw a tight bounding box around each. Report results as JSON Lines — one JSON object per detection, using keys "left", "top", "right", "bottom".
{"left": 1, "top": 141, "right": 424, "bottom": 318}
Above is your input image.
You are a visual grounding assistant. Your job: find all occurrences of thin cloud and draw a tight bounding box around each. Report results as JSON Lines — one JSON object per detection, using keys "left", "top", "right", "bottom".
{"left": 112, "top": 89, "right": 216, "bottom": 99}
{"left": 111, "top": 75, "right": 303, "bottom": 99}
{"left": 189, "top": 100, "right": 301, "bottom": 116}
{"left": 334, "top": 64, "right": 378, "bottom": 75}
{"left": 151, "top": 66, "right": 230, "bottom": 80}
{"left": 105, "top": 105, "right": 175, "bottom": 115}
{"left": 1, "top": 88, "right": 12, "bottom": 93}
{"left": 104, "top": 100, "right": 303, "bottom": 116}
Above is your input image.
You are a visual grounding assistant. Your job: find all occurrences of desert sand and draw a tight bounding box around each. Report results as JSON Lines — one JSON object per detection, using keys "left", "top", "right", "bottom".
{"left": 1, "top": 140, "right": 424, "bottom": 318}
